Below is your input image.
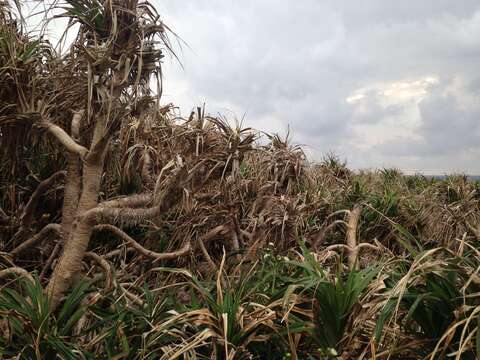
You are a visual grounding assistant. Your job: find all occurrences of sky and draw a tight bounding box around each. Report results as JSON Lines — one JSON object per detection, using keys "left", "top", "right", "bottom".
{"left": 152, "top": 0, "right": 480, "bottom": 174}
{"left": 25, "top": 1, "right": 480, "bottom": 174}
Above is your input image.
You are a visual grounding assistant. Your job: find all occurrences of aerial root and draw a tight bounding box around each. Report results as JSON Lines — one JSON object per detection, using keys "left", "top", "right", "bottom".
{"left": 94, "top": 224, "right": 191, "bottom": 261}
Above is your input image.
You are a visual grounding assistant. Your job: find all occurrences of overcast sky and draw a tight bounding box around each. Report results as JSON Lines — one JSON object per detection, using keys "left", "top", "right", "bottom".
{"left": 148, "top": 0, "right": 480, "bottom": 174}
{"left": 25, "top": 1, "right": 480, "bottom": 173}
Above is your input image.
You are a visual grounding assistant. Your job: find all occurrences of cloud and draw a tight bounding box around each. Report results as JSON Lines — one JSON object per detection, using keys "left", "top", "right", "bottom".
{"left": 154, "top": 1, "right": 480, "bottom": 172}
{"left": 377, "top": 77, "right": 480, "bottom": 156}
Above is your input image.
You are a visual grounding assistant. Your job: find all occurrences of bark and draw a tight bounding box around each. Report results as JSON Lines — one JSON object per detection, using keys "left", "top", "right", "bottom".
{"left": 60, "top": 110, "right": 84, "bottom": 236}
{"left": 47, "top": 118, "right": 107, "bottom": 310}
{"left": 346, "top": 205, "right": 362, "bottom": 270}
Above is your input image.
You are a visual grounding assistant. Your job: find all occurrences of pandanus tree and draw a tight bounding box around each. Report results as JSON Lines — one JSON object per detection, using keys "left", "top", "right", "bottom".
{"left": 0, "top": 0, "right": 190, "bottom": 310}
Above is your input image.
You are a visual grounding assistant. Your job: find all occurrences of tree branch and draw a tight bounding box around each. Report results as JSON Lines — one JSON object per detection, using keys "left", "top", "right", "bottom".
{"left": 10, "top": 223, "right": 61, "bottom": 258}
{"left": 41, "top": 121, "right": 88, "bottom": 158}
{"left": 94, "top": 224, "right": 191, "bottom": 261}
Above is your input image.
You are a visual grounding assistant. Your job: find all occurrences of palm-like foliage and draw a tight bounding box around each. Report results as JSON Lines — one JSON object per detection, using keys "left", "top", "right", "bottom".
{"left": 0, "top": 276, "right": 89, "bottom": 358}
{"left": 2, "top": 1, "right": 480, "bottom": 359}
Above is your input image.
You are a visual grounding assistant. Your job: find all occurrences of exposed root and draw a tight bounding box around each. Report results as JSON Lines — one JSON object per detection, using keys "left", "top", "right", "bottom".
{"left": 94, "top": 224, "right": 191, "bottom": 261}
{"left": 119, "top": 283, "right": 144, "bottom": 306}
{"left": 73, "top": 292, "right": 101, "bottom": 336}
{"left": 314, "top": 219, "right": 349, "bottom": 249}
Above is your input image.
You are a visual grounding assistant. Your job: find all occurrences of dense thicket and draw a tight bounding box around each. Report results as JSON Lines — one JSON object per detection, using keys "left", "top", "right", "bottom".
{"left": 1, "top": 1, "right": 480, "bottom": 359}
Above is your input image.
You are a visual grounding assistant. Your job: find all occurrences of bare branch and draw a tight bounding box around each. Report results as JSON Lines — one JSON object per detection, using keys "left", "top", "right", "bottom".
{"left": 41, "top": 121, "right": 88, "bottom": 158}
{"left": 94, "top": 224, "right": 191, "bottom": 261}
{"left": 10, "top": 223, "right": 61, "bottom": 258}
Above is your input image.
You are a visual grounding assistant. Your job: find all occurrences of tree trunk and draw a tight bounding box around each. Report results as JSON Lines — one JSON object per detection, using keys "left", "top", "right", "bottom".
{"left": 346, "top": 205, "right": 362, "bottom": 270}
{"left": 60, "top": 111, "right": 84, "bottom": 236}
{"left": 47, "top": 118, "right": 107, "bottom": 310}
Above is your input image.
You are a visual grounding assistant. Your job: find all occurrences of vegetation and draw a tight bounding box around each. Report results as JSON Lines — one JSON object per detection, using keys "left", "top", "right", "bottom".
{"left": 1, "top": 1, "right": 480, "bottom": 358}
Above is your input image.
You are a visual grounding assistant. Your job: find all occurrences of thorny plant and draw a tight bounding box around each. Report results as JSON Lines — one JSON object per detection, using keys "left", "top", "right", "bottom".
{"left": 1, "top": 1, "right": 480, "bottom": 359}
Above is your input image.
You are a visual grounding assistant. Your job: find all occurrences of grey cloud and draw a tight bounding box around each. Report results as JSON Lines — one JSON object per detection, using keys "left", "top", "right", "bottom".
{"left": 377, "top": 78, "right": 480, "bottom": 157}
{"left": 155, "top": 0, "right": 480, "bottom": 172}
